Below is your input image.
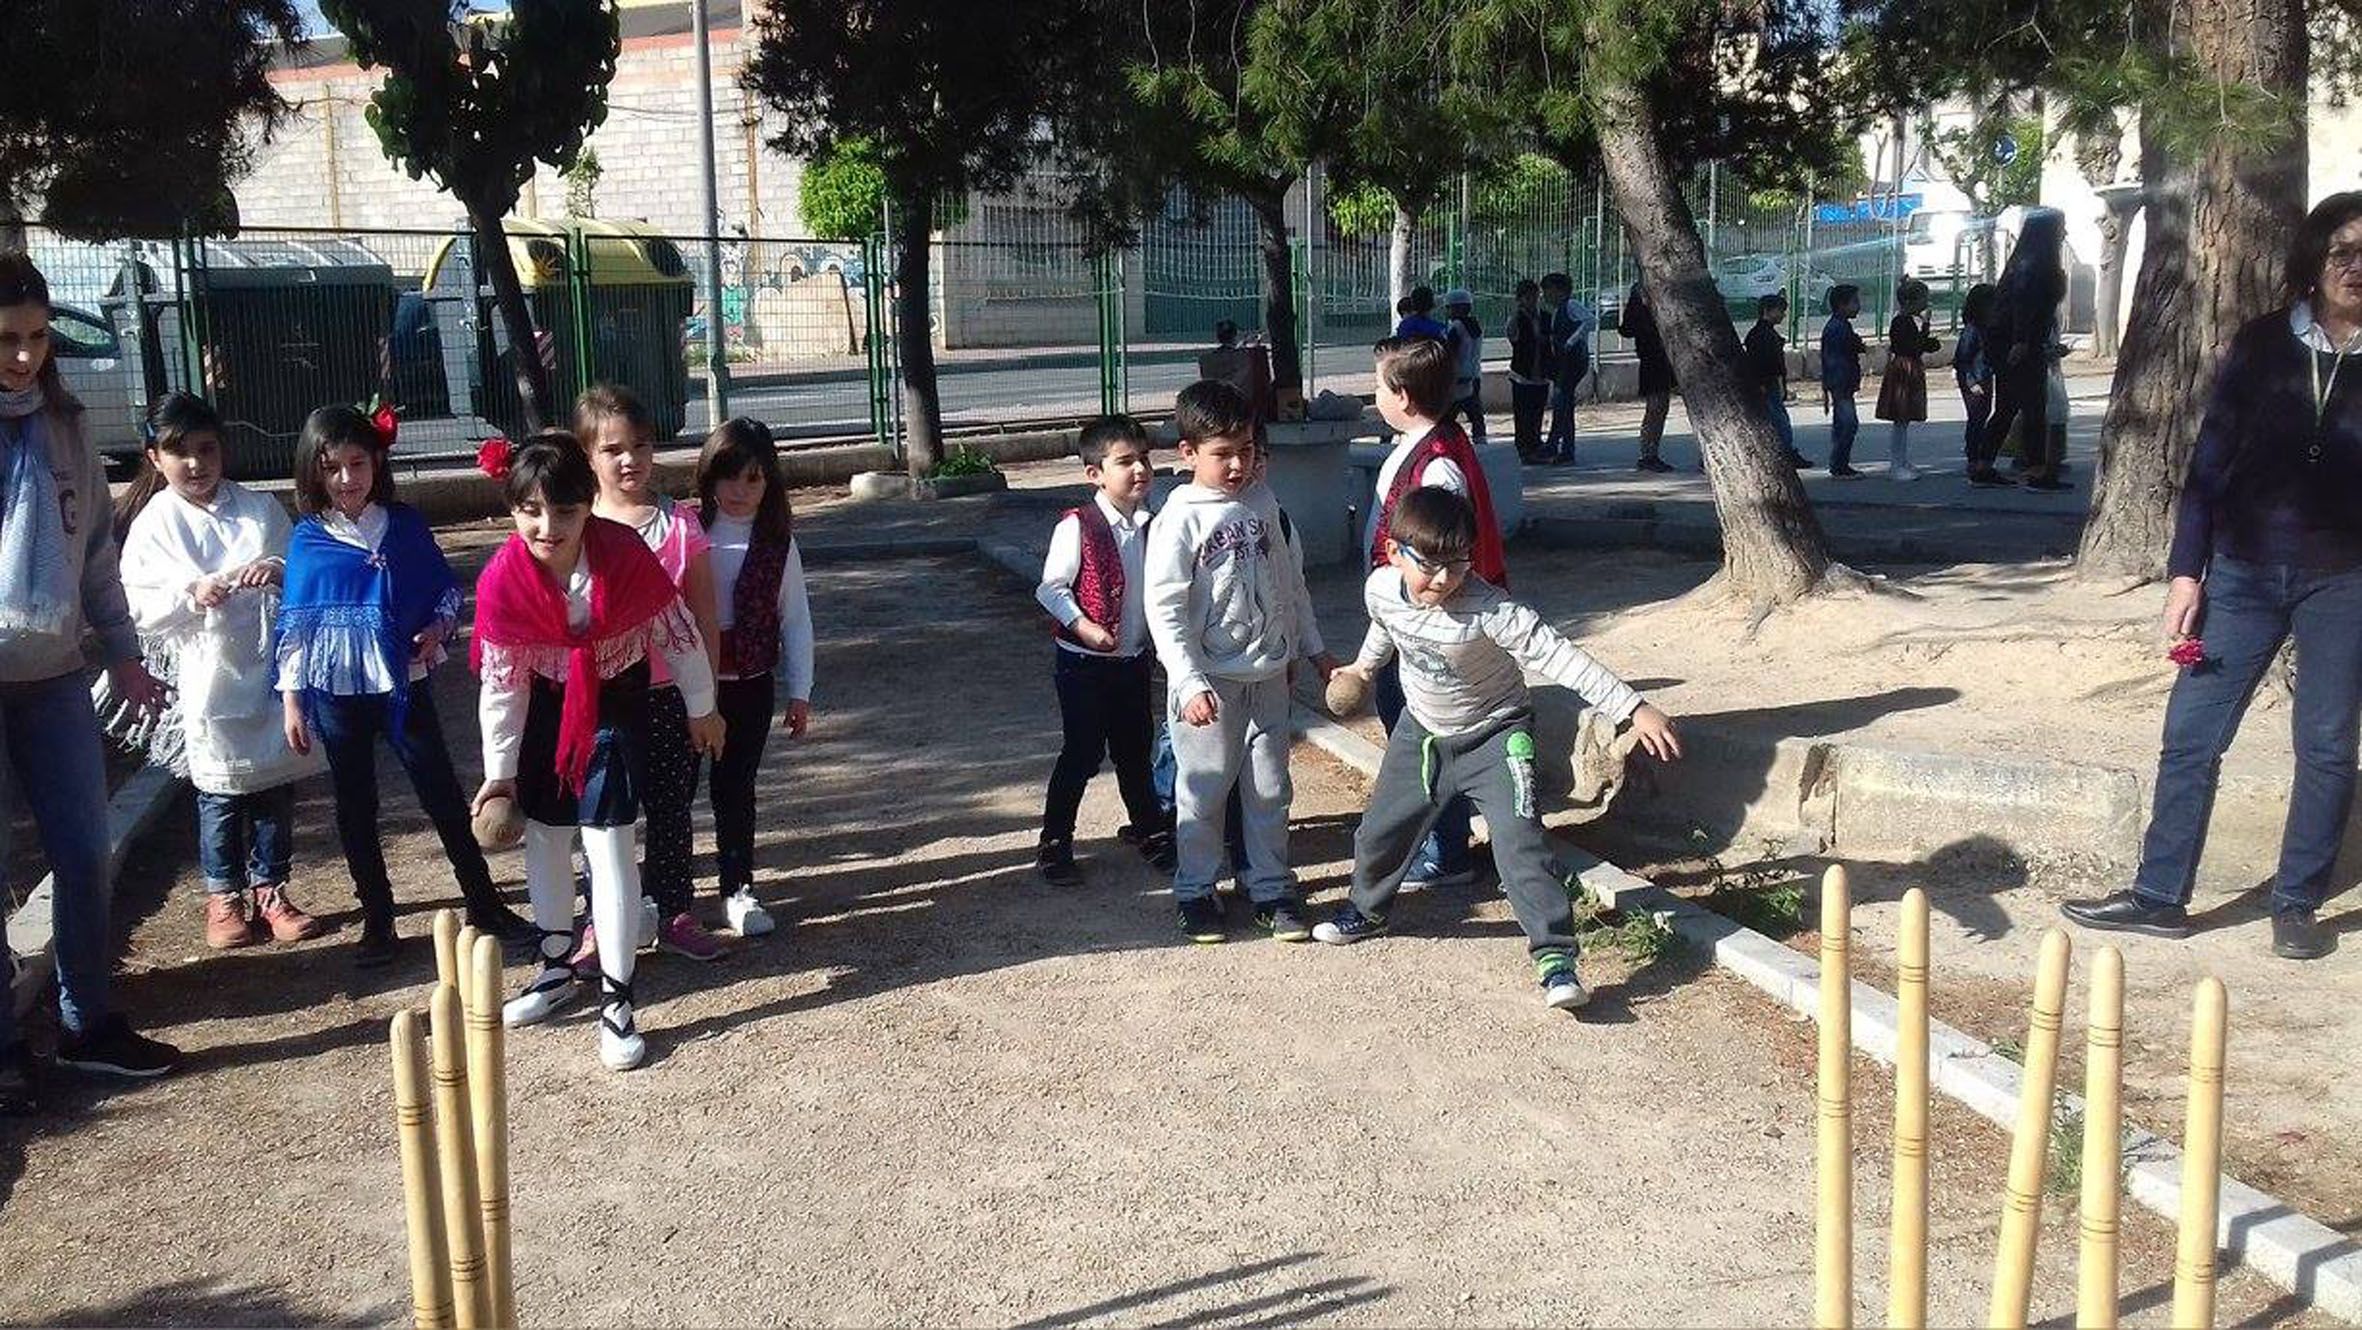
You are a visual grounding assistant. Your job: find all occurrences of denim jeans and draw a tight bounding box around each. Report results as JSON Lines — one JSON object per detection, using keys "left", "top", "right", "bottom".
{"left": 1374, "top": 658, "right": 1474, "bottom": 879}
{"left": 2132, "top": 557, "right": 2362, "bottom": 915}
{"left": 1960, "top": 385, "right": 1992, "bottom": 464}
{"left": 311, "top": 682, "right": 503, "bottom": 927}
{"left": 1828, "top": 395, "right": 1860, "bottom": 470}
{"left": 1765, "top": 386, "right": 1795, "bottom": 453}
{"left": 1546, "top": 371, "right": 1583, "bottom": 459}
{"left": 0, "top": 671, "right": 117, "bottom": 1048}
{"left": 197, "top": 785, "right": 298, "bottom": 893}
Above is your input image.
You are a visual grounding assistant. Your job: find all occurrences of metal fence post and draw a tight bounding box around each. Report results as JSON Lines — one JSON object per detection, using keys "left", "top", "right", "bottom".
{"left": 862, "top": 231, "right": 895, "bottom": 457}
{"left": 565, "top": 228, "right": 594, "bottom": 402}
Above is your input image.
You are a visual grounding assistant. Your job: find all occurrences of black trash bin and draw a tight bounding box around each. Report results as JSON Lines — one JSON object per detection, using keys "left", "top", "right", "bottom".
{"left": 195, "top": 238, "right": 398, "bottom": 480}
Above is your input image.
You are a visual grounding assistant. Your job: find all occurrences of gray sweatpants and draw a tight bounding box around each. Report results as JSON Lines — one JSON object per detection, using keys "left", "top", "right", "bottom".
{"left": 1169, "top": 672, "right": 1296, "bottom": 904}
{"left": 1350, "top": 708, "right": 1577, "bottom": 963}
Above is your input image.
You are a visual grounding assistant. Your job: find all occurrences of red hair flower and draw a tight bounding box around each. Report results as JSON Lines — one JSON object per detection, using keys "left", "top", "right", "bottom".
{"left": 477, "top": 436, "right": 514, "bottom": 481}
{"left": 370, "top": 401, "right": 400, "bottom": 450}
{"left": 2168, "top": 638, "right": 2208, "bottom": 669}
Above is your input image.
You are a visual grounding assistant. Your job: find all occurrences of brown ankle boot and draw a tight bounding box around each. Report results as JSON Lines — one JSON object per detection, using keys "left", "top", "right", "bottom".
{"left": 253, "top": 884, "right": 328, "bottom": 943}
{"left": 205, "top": 893, "right": 261, "bottom": 949}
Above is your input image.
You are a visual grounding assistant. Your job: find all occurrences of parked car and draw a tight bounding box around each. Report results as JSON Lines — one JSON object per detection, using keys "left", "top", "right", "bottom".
{"left": 49, "top": 303, "right": 146, "bottom": 475}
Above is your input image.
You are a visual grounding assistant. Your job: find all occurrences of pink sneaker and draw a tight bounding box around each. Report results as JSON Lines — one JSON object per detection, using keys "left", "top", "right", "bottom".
{"left": 656, "top": 912, "right": 726, "bottom": 962}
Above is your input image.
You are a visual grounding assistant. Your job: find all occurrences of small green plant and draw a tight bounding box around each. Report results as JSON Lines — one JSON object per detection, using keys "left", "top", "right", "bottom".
{"left": 2047, "top": 1106, "right": 2085, "bottom": 1195}
{"left": 929, "top": 445, "right": 998, "bottom": 479}
{"left": 1567, "top": 878, "right": 1679, "bottom": 965}
{"left": 1991, "top": 1037, "right": 2025, "bottom": 1065}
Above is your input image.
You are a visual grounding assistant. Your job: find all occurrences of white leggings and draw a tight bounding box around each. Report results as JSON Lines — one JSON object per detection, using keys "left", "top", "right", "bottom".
{"left": 522, "top": 819, "right": 637, "bottom": 993}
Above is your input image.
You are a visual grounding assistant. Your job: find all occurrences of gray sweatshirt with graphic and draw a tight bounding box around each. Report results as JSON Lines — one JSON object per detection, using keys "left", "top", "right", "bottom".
{"left": 1145, "top": 480, "right": 1326, "bottom": 701}
{"left": 1353, "top": 568, "right": 1643, "bottom": 737}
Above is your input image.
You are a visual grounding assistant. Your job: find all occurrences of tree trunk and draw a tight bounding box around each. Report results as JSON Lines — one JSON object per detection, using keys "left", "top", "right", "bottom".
{"left": 893, "top": 189, "right": 944, "bottom": 479}
{"left": 2090, "top": 196, "right": 2137, "bottom": 359}
{"left": 1389, "top": 199, "right": 1417, "bottom": 311}
{"left": 2076, "top": 0, "right": 2306, "bottom": 579}
{"left": 1248, "top": 188, "right": 1303, "bottom": 393}
{"left": 470, "top": 204, "right": 552, "bottom": 433}
{"left": 1587, "top": 65, "right": 1832, "bottom": 602}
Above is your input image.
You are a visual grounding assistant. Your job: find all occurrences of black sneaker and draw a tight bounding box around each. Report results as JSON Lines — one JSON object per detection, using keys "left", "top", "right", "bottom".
{"left": 55, "top": 1015, "right": 180, "bottom": 1080}
{"left": 2023, "top": 475, "right": 2073, "bottom": 492}
{"left": 1255, "top": 900, "right": 1313, "bottom": 942}
{"left": 1538, "top": 960, "right": 1590, "bottom": 1011}
{"left": 1829, "top": 465, "right": 1864, "bottom": 479}
{"left": 1311, "top": 905, "right": 1389, "bottom": 945}
{"left": 1786, "top": 450, "right": 1815, "bottom": 469}
{"left": 355, "top": 918, "right": 400, "bottom": 968}
{"left": 1968, "top": 467, "right": 2019, "bottom": 488}
{"left": 0, "top": 1042, "right": 37, "bottom": 1115}
{"left": 2060, "top": 891, "right": 2191, "bottom": 939}
{"left": 471, "top": 906, "right": 540, "bottom": 959}
{"left": 1139, "top": 832, "right": 1177, "bottom": 874}
{"left": 2272, "top": 910, "right": 2333, "bottom": 960}
{"left": 1177, "top": 896, "right": 1226, "bottom": 944}
{"left": 1037, "top": 836, "right": 1083, "bottom": 887}
{"left": 1634, "top": 456, "right": 1676, "bottom": 474}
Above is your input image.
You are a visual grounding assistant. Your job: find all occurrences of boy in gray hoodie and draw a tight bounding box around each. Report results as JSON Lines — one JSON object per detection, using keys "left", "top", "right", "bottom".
{"left": 1144, "top": 381, "right": 1336, "bottom": 944}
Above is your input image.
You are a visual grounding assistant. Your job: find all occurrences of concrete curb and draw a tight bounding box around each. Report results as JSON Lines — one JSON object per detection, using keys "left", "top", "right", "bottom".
{"left": 1294, "top": 710, "right": 2362, "bottom": 1324}
{"left": 7, "top": 764, "right": 187, "bottom": 1022}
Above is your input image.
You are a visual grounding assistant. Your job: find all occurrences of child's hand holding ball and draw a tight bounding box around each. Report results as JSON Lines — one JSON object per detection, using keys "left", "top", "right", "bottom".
{"left": 1325, "top": 666, "right": 1372, "bottom": 718}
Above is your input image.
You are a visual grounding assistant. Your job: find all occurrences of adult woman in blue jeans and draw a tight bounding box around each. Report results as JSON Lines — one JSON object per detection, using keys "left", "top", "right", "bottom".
{"left": 2064, "top": 193, "right": 2362, "bottom": 959}
{"left": 0, "top": 254, "right": 181, "bottom": 1113}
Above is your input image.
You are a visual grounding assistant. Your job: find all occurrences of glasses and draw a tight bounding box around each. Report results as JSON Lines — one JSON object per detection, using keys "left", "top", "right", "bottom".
{"left": 1397, "top": 543, "right": 1471, "bottom": 578}
{"left": 2327, "top": 247, "right": 2362, "bottom": 272}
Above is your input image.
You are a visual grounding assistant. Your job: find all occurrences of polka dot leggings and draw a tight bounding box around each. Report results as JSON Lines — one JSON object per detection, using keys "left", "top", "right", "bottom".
{"left": 640, "top": 684, "right": 702, "bottom": 917}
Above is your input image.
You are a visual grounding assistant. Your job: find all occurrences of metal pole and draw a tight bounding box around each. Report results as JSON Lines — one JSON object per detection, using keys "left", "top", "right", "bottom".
{"left": 1706, "top": 161, "right": 1720, "bottom": 257}
{"left": 692, "top": 0, "right": 730, "bottom": 428}
{"left": 1303, "top": 163, "right": 1320, "bottom": 394}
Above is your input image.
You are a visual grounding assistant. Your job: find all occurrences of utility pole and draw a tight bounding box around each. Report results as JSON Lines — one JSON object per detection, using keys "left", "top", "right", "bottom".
{"left": 693, "top": 0, "right": 730, "bottom": 428}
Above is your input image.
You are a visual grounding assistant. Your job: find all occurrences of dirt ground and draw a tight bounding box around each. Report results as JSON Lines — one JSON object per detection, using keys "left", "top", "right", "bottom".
{"left": 0, "top": 529, "right": 2327, "bottom": 1326}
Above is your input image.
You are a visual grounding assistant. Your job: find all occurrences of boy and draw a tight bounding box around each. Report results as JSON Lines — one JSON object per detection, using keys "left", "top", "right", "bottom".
{"left": 1819, "top": 284, "right": 1869, "bottom": 479}
{"left": 1144, "top": 381, "right": 1336, "bottom": 943}
{"left": 1314, "top": 487, "right": 1683, "bottom": 1009}
{"left": 1541, "top": 272, "right": 1593, "bottom": 464}
{"left": 1442, "top": 288, "right": 1486, "bottom": 446}
{"left": 1035, "top": 415, "right": 1173, "bottom": 885}
{"left": 1366, "top": 336, "right": 1506, "bottom": 890}
{"left": 1506, "top": 279, "right": 1552, "bottom": 462}
{"left": 1744, "top": 293, "right": 1812, "bottom": 469}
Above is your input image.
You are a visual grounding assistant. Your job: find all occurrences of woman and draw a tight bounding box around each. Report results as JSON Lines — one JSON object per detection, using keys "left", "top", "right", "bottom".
{"left": 1971, "top": 208, "right": 2068, "bottom": 489}
{"left": 2064, "top": 192, "right": 2362, "bottom": 960}
{"left": 0, "top": 253, "right": 178, "bottom": 1114}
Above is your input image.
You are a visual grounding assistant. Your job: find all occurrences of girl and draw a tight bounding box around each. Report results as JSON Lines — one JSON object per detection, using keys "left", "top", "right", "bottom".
{"left": 277, "top": 404, "right": 530, "bottom": 966}
{"left": 117, "top": 392, "right": 326, "bottom": 950}
{"left": 470, "top": 433, "right": 723, "bottom": 1071}
{"left": 694, "top": 419, "right": 814, "bottom": 936}
{"left": 0, "top": 253, "right": 176, "bottom": 1107}
{"left": 577, "top": 384, "right": 728, "bottom": 963}
{"left": 1875, "top": 278, "right": 1942, "bottom": 482}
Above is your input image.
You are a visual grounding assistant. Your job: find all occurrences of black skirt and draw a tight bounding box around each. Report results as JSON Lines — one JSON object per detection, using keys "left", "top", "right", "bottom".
{"left": 517, "top": 660, "right": 651, "bottom": 829}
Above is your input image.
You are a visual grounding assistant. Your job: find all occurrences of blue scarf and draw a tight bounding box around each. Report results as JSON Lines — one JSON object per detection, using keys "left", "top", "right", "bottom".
{"left": 277, "top": 503, "right": 458, "bottom": 747}
{"left": 0, "top": 386, "right": 74, "bottom": 640}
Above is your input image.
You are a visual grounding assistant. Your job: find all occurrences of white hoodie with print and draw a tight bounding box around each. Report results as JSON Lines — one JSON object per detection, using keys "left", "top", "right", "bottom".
{"left": 1144, "top": 480, "right": 1326, "bottom": 704}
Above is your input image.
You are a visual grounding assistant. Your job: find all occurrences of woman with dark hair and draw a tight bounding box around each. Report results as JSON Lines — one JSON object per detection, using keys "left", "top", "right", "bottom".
{"left": 1970, "top": 209, "right": 2068, "bottom": 488}
{"left": 2064, "top": 191, "right": 2362, "bottom": 960}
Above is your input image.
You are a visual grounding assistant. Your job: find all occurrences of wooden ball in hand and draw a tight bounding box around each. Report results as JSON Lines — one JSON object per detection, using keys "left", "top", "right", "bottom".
{"left": 1325, "top": 669, "right": 1371, "bottom": 718}
{"left": 473, "top": 793, "right": 524, "bottom": 852}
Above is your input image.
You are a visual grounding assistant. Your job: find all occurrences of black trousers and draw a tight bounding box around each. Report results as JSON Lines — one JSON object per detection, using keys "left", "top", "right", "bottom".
{"left": 1043, "top": 648, "right": 1164, "bottom": 843}
{"left": 710, "top": 673, "right": 779, "bottom": 896}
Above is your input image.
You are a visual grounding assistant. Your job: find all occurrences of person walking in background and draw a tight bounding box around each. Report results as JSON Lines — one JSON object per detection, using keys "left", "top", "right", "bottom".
{"left": 1620, "top": 282, "right": 1677, "bottom": 473}
{"left": 1875, "top": 279, "right": 1942, "bottom": 482}
{"left": 1744, "top": 293, "right": 1810, "bottom": 469}
{"left": 2061, "top": 193, "right": 2362, "bottom": 961}
{"left": 1819, "top": 284, "right": 1869, "bottom": 479}
{"left": 1541, "top": 272, "right": 1592, "bottom": 465}
{"left": 1971, "top": 209, "right": 2068, "bottom": 489}
{"left": 1508, "top": 279, "right": 1553, "bottom": 462}
{"left": 1954, "top": 283, "right": 1997, "bottom": 471}
{"left": 1443, "top": 288, "right": 1486, "bottom": 446}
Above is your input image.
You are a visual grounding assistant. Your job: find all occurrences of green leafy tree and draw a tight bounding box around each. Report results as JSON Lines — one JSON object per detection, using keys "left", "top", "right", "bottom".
{"left": 320, "top": 0, "right": 621, "bottom": 431}
{"left": 561, "top": 146, "right": 602, "bottom": 219}
{"left": 797, "top": 139, "right": 889, "bottom": 244}
{"left": 0, "top": 0, "right": 304, "bottom": 243}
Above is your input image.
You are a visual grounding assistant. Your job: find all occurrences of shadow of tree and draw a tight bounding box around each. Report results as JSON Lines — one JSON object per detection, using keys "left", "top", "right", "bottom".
{"left": 29, "top": 1277, "right": 387, "bottom": 1328}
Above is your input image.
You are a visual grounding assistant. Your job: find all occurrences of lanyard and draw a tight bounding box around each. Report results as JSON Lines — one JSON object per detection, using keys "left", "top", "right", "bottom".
{"left": 2310, "top": 323, "right": 2362, "bottom": 428}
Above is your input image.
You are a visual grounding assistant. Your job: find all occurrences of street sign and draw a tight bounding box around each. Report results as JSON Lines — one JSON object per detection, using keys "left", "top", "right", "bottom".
{"left": 1995, "top": 133, "right": 2020, "bottom": 166}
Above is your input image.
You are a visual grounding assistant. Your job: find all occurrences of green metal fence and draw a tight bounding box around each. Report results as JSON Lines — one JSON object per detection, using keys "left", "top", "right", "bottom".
{"left": 22, "top": 167, "right": 1995, "bottom": 476}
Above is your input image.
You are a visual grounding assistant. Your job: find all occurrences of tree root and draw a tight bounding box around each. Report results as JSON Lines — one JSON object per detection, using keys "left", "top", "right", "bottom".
{"left": 1815, "top": 561, "right": 1924, "bottom": 600}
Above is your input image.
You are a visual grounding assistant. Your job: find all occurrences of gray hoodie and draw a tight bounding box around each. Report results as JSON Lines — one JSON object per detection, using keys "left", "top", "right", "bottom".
{"left": 0, "top": 398, "right": 139, "bottom": 683}
{"left": 1144, "top": 480, "right": 1326, "bottom": 702}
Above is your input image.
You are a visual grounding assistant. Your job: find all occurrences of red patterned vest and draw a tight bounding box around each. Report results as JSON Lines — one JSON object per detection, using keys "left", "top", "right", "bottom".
{"left": 720, "top": 534, "right": 792, "bottom": 676}
{"left": 1370, "top": 421, "right": 1508, "bottom": 588}
{"left": 1054, "top": 502, "right": 1145, "bottom": 652}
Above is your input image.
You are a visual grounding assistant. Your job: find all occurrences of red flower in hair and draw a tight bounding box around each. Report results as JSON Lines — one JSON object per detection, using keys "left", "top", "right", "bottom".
{"left": 370, "top": 402, "right": 400, "bottom": 450}
{"left": 2168, "top": 638, "right": 2208, "bottom": 669}
{"left": 477, "top": 436, "right": 513, "bottom": 481}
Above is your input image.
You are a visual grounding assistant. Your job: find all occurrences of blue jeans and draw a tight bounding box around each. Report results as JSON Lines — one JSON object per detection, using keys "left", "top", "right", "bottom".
{"left": 1829, "top": 395, "right": 1860, "bottom": 470}
{"left": 1765, "top": 386, "right": 1795, "bottom": 453}
{"left": 197, "top": 785, "right": 297, "bottom": 894}
{"left": 1375, "top": 659, "right": 1473, "bottom": 879}
{"left": 1545, "top": 371, "right": 1582, "bottom": 459}
{"left": 0, "top": 671, "right": 118, "bottom": 1049}
{"left": 2132, "top": 557, "right": 2362, "bottom": 915}
{"left": 311, "top": 682, "right": 503, "bottom": 927}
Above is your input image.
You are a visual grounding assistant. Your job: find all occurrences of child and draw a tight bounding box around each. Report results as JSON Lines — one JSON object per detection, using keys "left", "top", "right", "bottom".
{"left": 1744, "top": 294, "right": 1810, "bottom": 468}
{"left": 1314, "top": 486, "right": 1683, "bottom": 1009}
{"left": 1144, "top": 380, "right": 1335, "bottom": 943}
{"left": 1954, "top": 283, "right": 1997, "bottom": 472}
{"left": 470, "top": 433, "right": 724, "bottom": 1071}
{"left": 1875, "top": 279, "right": 1942, "bottom": 482}
{"left": 1507, "top": 279, "right": 1552, "bottom": 461}
{"left": 1442, "top": 288, "right": 1486, "bottom": 446}
{"left": 117, "top": 392, "right": 326, "bottom": 950}
{"left": 1395, "top": 286, "right": 1449, "bottom": 341}
{"left": 1366, "top": 335, "right": 1506, "bottom": 891}
{"left": 1541, "top": 272, "right": 1593, "bottom": 465}
{"left": 1036, "top": 415, "right": 1171, "bottom": 886}
{"left": 694, "top": 418, "right": 814, "bottom": 934}
{"left": 278, "top": 404, "right": 530, "bottom": 966}
{"left": 1620, "top": 284, "right": 1677, "bottom": 473}
{"left": 2028, "top": 337, "right": 2074, "bottom": 492}
{"left": 578, "top": 384, "right": 729, "bottom": 963}
{"left": 0, "top": 252, "right": 178, "bottom": 1107}
{"left": 1819, "top": 284, "right": 1869, "bottom": 478}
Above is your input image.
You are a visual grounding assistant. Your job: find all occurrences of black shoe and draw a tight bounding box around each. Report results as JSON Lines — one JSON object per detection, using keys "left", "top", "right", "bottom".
{"left": 1967, "top": 467, "right": 2019, "bottom": 488}
{"left": 55, "top": 1015, "right": 180, "bottom": 1080}
{"left": 1139, "top": 832, "right": 1177, "bottom": 874}
{"left": 1634, "top": 456, "right": 1676, "bottom": 474}
{"left": 471, "top": 906, "right": 540, "bottom": 958}
{"left": 1255, "top": 899, "right": 1312, "bottom": 942}
{"left": 2060, "top": 891, "right": 2191, "bottom": 939}
{"left": 1036, "top": 836, "right": 1083, "bottom": 887}
{"left": 355, "top": 918, "right": 400, "bottom": 968}
{"left": 2272, "top": 910, "right": 2334, "bottom": 960}
{"left": 1178, "top": 896, "right": 1226, "bottom": 944}
{"left": 1829, "top": 465, "right": 1864, "bottom": 479}
{"left": 0, "top": 1043, "right": 37, "bottom": 1115}
{"left": 2023, "top": 475, "right": 2073, "bottom": 492}
{"left": 1786, "top": 450, "right": 1815, "bottom": 469}
{"left": 1311, "top": 905, "right": 1389, "bottom": 945}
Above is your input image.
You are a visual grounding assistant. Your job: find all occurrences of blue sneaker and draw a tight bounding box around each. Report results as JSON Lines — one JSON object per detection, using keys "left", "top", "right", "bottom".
{"left": 1538, "top": 958, "right": 1589, "bottom": 1011}
{"left": 1311, "top": 905, "right": 1389, "bottom": 945}
{"left": 1178, "top": 896, "right": 1226, "bottom": 944}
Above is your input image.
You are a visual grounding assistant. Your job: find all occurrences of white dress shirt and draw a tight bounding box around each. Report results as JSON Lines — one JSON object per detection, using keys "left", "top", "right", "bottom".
{"left": 1363, "top": 425, "right": 1469, "bottom": 556}
{"left": 1037, "top": 492, "right": 1153, "bottom": 657}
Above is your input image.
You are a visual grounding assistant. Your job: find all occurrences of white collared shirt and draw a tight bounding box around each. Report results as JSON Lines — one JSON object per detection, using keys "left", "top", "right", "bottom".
{"left": 1363, "top": 424, "right": 1468, "bottom": 555}
{"left": 310, "top": 502, "right": 434, "bottom": 682}
{"left": 1037, "top": 491, "right": 1152, "bottom": 656}
{"left": 2291, "top": 300, "right": 2362, "bottom": 354}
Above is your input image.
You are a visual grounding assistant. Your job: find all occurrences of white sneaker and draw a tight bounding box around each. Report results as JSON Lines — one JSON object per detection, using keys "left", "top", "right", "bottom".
{"left": 637, "top": 896, "right": 660, "bottom": 950}
{"left": 1890, "top": 464, "right": 1920, "bottom": 482}
{"left": 725, "top": 888, "right": 775, "bottom": 937}
{"left": 502, "top": 967, "right": 579, "bottom": 1028}
{"left": 1541, "top": 966, "right": 1590, "bottom": 1011}
{"left": 599, "top": 998, "right": 645, "bottom": 1071}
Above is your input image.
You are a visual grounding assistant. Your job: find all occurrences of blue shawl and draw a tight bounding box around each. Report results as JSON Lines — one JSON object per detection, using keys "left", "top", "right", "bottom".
{"left": 276, "top": 503, "right": 459, "bottom": 747}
